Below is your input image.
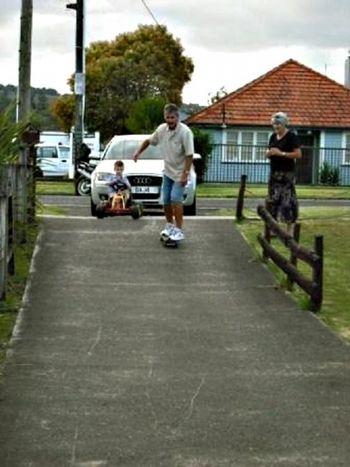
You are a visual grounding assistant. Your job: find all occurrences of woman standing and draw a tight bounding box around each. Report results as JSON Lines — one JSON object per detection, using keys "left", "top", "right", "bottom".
{"left": 266, "top": 112, "right": 302, "bottom": 233}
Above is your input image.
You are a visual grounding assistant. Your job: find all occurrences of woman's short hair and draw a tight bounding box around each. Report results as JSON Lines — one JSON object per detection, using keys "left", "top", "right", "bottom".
{"left": 271, "top": 112, "right": 289, "bottom": 126}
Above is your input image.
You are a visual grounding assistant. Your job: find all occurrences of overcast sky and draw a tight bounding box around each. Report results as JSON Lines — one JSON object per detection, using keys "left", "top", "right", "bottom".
{"left": 1, "top": 0, "right": 350, "bottom": 105}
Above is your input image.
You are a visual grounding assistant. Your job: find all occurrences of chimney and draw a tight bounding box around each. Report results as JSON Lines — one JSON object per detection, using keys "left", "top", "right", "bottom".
{"left": 345, "top": 52, "right": 350, "bottom": 89}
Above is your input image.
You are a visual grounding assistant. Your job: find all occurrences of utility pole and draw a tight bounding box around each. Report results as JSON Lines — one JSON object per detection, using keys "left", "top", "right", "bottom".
{"left": 17, "top": 0, "right": 33, "bottom": 243}
{"left": 17, "top": 0, "right": 32, "bottom": 121}
{"left": 67, "top": 0, "right": 85, "bottom": 194}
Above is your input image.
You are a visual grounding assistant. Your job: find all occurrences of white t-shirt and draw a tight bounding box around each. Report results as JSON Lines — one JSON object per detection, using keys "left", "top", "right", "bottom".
{"left": 149, "top": 122, "right": 194, "bottom": 182}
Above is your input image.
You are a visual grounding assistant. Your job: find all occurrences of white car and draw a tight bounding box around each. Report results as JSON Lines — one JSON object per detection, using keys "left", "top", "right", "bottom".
{"left": 90, "top": 134, "right": 199, "bottom": 216}
{"left": 35, "top": 143, "right": 70, "bottom": 178}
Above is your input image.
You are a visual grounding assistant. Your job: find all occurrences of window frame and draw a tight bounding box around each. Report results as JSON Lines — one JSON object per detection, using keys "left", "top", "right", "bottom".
{"left": 221, "top": 130, "right": 270, "bottom": 163}
{"left": 343, "top": 133, "right": 350, "bottom": 164}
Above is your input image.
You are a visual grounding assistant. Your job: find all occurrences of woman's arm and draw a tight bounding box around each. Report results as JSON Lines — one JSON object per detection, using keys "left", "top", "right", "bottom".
{"left": 268, "top": 147, "right": 302, "bottom": 159}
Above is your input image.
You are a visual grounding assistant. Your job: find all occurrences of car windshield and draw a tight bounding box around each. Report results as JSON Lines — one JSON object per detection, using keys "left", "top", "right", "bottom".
{"left": 104, "top": 140, "right": 163, "bottom": 160}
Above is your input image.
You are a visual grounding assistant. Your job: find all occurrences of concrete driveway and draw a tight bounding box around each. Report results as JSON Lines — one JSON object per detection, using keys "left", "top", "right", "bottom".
{"left": 0, "top": 214, "right": 350, "bottom": 466}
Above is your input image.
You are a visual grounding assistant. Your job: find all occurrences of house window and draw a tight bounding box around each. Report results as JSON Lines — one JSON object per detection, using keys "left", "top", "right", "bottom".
{"left": 222, "top": 130, "right": 269, "bottom": 162}
{"left": 345, "top": 134, "right": 350, "bottom": 164}
{"left": 255, "top": 132, "right": 270, "bottom": 161}
{"left": 225, "top": 130, "right": 239, "bottom": 161}
{"left": 241, "top": 132, "right": 254, "bottom": 161}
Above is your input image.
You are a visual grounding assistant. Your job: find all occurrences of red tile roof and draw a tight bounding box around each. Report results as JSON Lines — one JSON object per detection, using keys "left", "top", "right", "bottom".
{"left": 186, "top": 59, "right": 350, "bottom": 128}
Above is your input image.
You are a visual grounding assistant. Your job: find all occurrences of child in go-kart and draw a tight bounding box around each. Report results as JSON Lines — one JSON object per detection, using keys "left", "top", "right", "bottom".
{"left": 107, "top": 160, "right": 132, "bottom": 209}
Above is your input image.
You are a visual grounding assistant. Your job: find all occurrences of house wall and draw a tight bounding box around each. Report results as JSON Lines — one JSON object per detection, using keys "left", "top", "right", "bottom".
{"left": 198, "top": 126, "right": 270, "bottom": 184}
{"left": 193, "top": 126, "right": 350, "bottom": 185}
{"left": 322, "top": 131, "right": 350, "bottom": 185}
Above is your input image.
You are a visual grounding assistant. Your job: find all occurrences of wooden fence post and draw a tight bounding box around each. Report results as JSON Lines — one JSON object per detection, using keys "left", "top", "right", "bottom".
{"left": 287, "top": 222, "right": 301, "bottom": 289}
{"left": 0, "top": 195, "right": 7, "bottom": 300}
{"left": 312, "top": 235, "right": 323, "bottom": 311}
{"left": 236, "top": 174, "right": 247, "bottom": 220}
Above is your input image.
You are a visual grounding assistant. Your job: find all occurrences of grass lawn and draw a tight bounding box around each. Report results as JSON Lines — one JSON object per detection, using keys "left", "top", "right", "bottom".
{"left": 237, "top": 207, "right": 350, "bottom": 342}
{"left": 0, "top": 224, "right": 38, "bottom": 374}
{"left": 37, "top": 180, "right": 350, "bottom": 199}
{"left": 198, "top": 183, "right": 350, "bottom": 199}
{"left": 36, "top": 180, "right": 75, "bottom": 196}
{"left": 36, "top": 205, "right": 68, "bottom": 216}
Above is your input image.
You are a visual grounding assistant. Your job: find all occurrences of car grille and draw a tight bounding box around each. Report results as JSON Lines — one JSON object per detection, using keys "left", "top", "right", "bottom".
{"left": 128, "top": 175, "right": 162, "bottom": 200}
{"left": 128, "top": 175, "right": 162, "bottom": 186}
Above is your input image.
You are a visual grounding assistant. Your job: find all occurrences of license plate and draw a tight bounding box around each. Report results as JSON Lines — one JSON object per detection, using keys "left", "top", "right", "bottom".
{"left": 132, "top": 186, "right": 159, "bottom": 194}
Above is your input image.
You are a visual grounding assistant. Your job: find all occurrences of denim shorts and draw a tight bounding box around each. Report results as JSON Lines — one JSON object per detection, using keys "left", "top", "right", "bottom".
{"left": 162, "top": 174, "right": 184, "bottom": 205}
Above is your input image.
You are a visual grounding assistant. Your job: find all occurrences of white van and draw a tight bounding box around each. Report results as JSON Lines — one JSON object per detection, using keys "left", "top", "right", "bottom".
{"left": 35, "top": 143, "right": 71, "bottom": 178}
{"left": 36, "top": 131, "right": 101, "bottom": 178}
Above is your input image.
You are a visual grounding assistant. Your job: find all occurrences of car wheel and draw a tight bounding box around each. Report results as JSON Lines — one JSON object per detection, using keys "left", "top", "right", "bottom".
{"left": 183, "top": 196, "right": 196, "bottom": 216}
{"left": 77, "top": 176, "right": 91, "bottom": 196}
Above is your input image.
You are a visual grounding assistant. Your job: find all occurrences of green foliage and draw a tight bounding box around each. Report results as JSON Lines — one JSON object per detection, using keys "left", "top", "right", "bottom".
{"left": 50, "top": 94, "right": 74, "bottom": 133}
{"left": 319, "top": 162, "right": 340, "bottom": 186}
{"left": 125, "top": 96, "right": 166, "bottom": 134}
{"left": 52, "top": 24, "right": 194, "bottom": 141}
{"left": 0, "top": 84, "right": 60, "bottom": 130}
{"left": 192, "top": 128, "right": 213, "bottom": 183}
{"left": 0, "top": 106, "right": 27, "bottom": 168}
{"left": 208, "top": 86, "right": 228, "bottom": 104}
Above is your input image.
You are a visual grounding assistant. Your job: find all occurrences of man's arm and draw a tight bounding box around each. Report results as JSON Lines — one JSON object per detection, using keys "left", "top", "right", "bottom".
{"left": 183, "top": 155, "right": 193, "bottom": 173}
{"left": 180, "top": 154, "right": 193, "bottom": 186}
{"left": 180, "top": 127, "right": 194, "bottom": 185}
{"left": 133, "top": 139, "right": 151, "bottom": 162}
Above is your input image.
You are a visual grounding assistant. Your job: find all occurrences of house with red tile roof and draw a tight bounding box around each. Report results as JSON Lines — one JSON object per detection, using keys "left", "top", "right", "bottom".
{"left": 186, "top": 59, "right": 350, "bottom": 185}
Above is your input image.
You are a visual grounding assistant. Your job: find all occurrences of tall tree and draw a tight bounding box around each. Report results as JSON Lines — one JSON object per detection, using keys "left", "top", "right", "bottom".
{"left": 125, "top": 96, "right": 166, "bottom": 134}
{"left": 52, "top": 24, "right": 194, "bottom": 141}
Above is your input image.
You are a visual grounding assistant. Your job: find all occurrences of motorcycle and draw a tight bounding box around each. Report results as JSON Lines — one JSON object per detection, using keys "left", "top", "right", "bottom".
{"left": 76, "top": 159, "right": 97, "bottom": 196}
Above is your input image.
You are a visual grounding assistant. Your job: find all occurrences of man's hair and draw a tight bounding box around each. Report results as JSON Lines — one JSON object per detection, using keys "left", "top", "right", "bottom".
{"left": 164, "top": 103, "right": 179, "bottom": 115}
{"left": 114, "top": 160, "right": 124, "bottom": 168}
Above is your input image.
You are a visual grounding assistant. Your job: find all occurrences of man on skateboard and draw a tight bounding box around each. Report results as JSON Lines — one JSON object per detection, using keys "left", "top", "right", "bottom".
{"left": 133, "top": 103, "right": 194, "bottom": 245}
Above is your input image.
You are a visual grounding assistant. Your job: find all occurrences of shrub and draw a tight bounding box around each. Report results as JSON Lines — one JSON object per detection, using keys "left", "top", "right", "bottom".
{"left": 192, "top": 128, "right": 213, "bottom": 183}
{"left": 319, "top": 162, "right": 340, "bottom": 186}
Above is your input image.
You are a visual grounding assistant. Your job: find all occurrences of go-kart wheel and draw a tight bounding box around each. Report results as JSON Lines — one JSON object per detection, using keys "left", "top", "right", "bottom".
{"left": 131, "top": 204, "right": 142, "bottom": 219}
{"left": 91, "top": 199, "right": 97, "bottom": 217}
{"left": 96, "top": 204, "right": 105, "bottom": 219}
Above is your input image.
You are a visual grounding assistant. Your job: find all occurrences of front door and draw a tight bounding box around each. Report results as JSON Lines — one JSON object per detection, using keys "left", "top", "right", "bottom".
{"left": 295, "top": 131, "right": 319, "bottom": 184}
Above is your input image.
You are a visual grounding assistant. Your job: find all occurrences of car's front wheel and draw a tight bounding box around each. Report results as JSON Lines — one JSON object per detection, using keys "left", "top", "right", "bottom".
{"left": 183, "top": 196, "right": 196, "bottom": 216}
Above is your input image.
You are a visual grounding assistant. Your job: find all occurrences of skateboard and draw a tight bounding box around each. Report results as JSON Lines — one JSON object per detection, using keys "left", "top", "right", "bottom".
{"left": 160, "top": 233, "right": 180, "bottom": 248}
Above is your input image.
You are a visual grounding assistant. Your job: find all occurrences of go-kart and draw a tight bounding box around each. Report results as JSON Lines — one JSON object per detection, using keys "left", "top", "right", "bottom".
{"left": 95, "top": 192, "right": 143, "bottom": 220}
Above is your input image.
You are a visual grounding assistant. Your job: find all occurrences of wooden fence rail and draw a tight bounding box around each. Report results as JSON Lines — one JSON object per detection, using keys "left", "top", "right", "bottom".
{"left": 256, "top": 205, "right": 323, "bottom": 311}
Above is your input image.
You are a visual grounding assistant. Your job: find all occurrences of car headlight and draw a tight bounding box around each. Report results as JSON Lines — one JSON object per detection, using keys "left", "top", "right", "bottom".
{"left": 94, "top": 172, "right": 113, "bottom": 182}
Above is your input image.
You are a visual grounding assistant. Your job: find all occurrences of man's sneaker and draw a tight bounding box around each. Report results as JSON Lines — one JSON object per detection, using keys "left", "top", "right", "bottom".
{"left": 160, "top": 223, "right": 174, "bottom": 239}
{"left": 169, "top": 227, "right": 185, "bottom": 242}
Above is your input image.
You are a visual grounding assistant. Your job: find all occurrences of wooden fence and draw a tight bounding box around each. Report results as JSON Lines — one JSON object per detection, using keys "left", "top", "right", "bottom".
{"left": 256, "top": 205, "right": 323, "bottom": 311}
{"left": 0, "top": 166, "right": 16, "bottom": 299}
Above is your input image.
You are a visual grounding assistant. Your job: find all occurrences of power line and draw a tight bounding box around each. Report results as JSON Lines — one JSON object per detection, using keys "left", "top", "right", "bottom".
{"left": 140, "top": 0, "right": 160, "bottom": 26}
